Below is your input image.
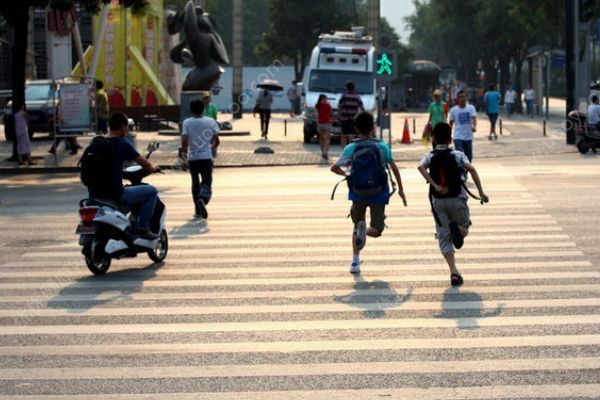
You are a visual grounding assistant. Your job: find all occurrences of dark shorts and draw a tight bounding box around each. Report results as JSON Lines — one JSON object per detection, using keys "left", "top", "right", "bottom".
{"left": 350, "top": 202, "right": 386, "bottom": 234}
{"left": 340, "top": 120, "right": 355, "bottom": 136}
{"left": 487, "top": 113, "right": 498, "bottom": 128}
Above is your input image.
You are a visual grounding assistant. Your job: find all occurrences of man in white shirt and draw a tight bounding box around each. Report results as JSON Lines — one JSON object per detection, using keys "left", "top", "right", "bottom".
{"left": 587, "top": 94, "right": 600, "bottom": 132}
{"left": 449, "top": 90, "right": 477, "bottom": 162}
{"left": 504, "top": 84, "right": 517, "bottom": 117}
{"left": 181, "top": 99, "right": 220, "bottom": 219}
{"left": 523, "top": 83, "right": 535, "bottom": 118}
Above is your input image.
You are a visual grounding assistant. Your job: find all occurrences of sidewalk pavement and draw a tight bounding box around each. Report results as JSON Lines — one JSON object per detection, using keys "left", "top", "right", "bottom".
{"left": 0, "top": 105, "right": 577, "bottom": 173}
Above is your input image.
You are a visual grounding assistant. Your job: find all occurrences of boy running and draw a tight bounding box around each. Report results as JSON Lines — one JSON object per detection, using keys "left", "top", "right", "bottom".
{"left": 331, "top": 112, "right": 407, "bottom": 274}
{"left": 417, "top": 122, "right": 488, "bottom": 286}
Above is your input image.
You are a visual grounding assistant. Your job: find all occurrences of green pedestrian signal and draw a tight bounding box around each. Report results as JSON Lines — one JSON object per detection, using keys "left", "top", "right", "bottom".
{"left": 376, "top": 53, "right": 393, "bottom": 76}
{"left": 374, "top": 51, "right": 397, "bottom": 82}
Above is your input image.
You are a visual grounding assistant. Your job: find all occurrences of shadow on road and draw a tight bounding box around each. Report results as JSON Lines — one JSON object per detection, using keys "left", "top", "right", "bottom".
{"left": 435, "top": 286, "right": 505, "bottom": 330}
{"left": 169, "top": 218, "right": 210, "bottom": 239}
{"left": 46, "top": 261, "right": 165, "bottom": 313}
{"left": 333, "top": 274, "right": 413, "bottom": 319}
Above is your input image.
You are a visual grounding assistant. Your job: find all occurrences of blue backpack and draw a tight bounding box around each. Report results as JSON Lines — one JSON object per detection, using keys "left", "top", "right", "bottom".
{"left": 331, "top": 138, "right": 395, "bottom": 200}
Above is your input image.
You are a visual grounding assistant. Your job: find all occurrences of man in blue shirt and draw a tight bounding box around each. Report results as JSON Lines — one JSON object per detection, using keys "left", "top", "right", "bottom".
{"left": 483, "top": 84, "right": 501, "bottom": 140}
{"left": 90, "top": 113, "right": 161, "bottom": 240}
{"left": 331, "top": 112, "right": 407, "bottom": 274}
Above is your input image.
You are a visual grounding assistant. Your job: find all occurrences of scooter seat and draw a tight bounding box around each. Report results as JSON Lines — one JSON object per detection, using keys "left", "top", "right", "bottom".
{"left": 85, "top": 198, "right": 130, "bottom": 214}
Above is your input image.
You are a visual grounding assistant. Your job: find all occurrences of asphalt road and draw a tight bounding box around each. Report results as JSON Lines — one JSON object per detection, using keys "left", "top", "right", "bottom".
{"left": 0, "top": 152, "right": 599, "bottom": 398}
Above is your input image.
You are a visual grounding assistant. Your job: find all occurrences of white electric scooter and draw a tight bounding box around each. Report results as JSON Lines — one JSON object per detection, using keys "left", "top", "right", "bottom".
{"left": 75, "top": 142, "right": 168, "bottom": 275}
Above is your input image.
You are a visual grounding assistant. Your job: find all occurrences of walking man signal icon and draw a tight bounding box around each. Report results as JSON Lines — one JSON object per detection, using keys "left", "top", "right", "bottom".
{"left": 376, "top": 53, "right": 393, "bottom": 76}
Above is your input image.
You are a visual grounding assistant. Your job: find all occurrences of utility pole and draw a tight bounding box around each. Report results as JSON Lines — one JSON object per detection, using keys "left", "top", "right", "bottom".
{"left": 367, "top": 0, "right": 379, "bottom": 44}
{"left": 565, "top": 0, "right": 576, "bottom": 144}
{"left": 232, "top": 0, "right": 243, "bottom": 119}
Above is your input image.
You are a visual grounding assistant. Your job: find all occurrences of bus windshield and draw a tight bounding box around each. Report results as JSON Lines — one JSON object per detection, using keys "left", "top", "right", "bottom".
{"left": 309, "top": 70, "right": 374, "bottom": 95}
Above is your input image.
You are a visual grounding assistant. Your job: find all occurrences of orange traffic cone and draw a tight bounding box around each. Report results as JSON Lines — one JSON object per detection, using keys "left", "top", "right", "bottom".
{"left": 401, "top": 118, "right": 412, "bottom": 144}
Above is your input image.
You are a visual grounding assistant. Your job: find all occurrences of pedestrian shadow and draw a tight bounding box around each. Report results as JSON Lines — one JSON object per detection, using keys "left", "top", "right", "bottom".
{"left": 333, "top": 274, "right": 413, "bottom": 319}
{"left": 169, "top": 218, "right": 209, "bottom": 239}
{"left": 46, "top": 261, "right": 165, "bottom": 313}
{"left": 435, "top": 286, "right": 505, "bottom": 330}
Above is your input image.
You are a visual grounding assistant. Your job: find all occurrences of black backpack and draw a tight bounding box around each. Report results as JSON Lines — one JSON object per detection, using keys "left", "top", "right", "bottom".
{"left": 79, "top": 136, "right": 114, "bottom": 196}
{"left": 429, "top": 148, "right": 463, "bottom": 198}
{"left": 347, "top": 138, "right": 388, "bottom": 198}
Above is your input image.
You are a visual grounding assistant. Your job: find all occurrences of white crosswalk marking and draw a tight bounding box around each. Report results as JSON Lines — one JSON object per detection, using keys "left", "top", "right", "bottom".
{"left": 0, "top": 163, "right": 598, "bottom": 398}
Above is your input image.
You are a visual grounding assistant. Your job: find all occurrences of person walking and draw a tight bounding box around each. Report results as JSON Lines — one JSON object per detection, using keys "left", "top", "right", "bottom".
{"left": 315, "top": 94, "right": 332, "bottom": 161}
{"left": 331, "top": 112, "right": 407, "bottom": 274}
{"left": 523, "top": 83, "right": 535, "bottom": 118}
{"left": 255, "top": 88, "right": 273, "bottom": 139}
{"left": 449, "top": 90, "right": 477, "bottom": 162}
{"left": 424, "top": 89, "right": 447, "bottom": 146}
{"left": 202, "top": 91, "right": 218, "bottom": 120}
{"left": 181, "top": 99, "right": 220, "bottom": 219}
{"left": 287, "top": 81, "right": 297, "bottom": 117}
{"left": 337, "top": 80, "right": 364, "bottom": 148}
{"left": 504, "top": 83, "right": 517, "bottom": 118}
{"left": 95, "top": 80, "right": 109, "bottom": 134}
{"left": 417, "top": 122, "right": 488, "bottom": 286}
{"left": 14, "top": 103, "right": 35, "bottom": 166}
{"left": 483, "top": 83, "right": 501, "bottom": 140}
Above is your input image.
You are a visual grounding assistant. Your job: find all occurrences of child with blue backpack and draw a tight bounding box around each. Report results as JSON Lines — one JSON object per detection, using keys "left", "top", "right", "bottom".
{"left": 331, "top": 112, "right": 407, "bottom": 274}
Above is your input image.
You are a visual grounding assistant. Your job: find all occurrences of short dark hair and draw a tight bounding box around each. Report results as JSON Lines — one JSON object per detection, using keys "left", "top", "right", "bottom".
{"left": 96, "top": 80, "right": 104, "bottom": 89}
{"left": 592, "top": 94, "right": 599, "bottom": 104}
{"left": 489, "top": 83, "right": 495, "bottom": 90}
{"left": 432, "top": 122, "right": 452, "bottom": 145}
{"left": 354, "top": 112, "right": 374, "bottom": 135}
{"left": 345, "top": 80, "right": 355, "bottom": 91}
{"left": 190, "top": 99, "right": 205, "bottom": 115}
{"left": 109, "top": 112, "right": 129, "bottom": 131}
{"left": 457, "top": 90, "right": 465, "bottom": 97}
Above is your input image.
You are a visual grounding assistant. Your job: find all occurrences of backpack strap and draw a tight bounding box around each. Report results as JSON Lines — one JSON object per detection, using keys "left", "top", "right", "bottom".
{"left": 330, "top": 176, "right": 347, "bottom": 200}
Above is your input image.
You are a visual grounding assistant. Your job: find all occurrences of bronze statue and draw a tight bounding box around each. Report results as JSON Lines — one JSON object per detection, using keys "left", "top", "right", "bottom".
{"left": 168, "top": 1, "right": 229, "bottom": 91}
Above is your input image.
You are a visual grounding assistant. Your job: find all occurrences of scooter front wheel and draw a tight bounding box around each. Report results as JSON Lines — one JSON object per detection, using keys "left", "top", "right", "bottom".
{"left": 148, "top": 229, "right": 168, "bottom": 263}
{"left": 85, "top": 237, "right": 112, "bottom": 275}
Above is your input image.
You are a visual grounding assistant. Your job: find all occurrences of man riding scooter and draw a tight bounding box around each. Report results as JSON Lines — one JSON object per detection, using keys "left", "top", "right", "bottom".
{"left": 587, "top": 94, "right": 600, "bottom": 133}
{"left": 88, "top": 112, "right": 161, "bottom": 240}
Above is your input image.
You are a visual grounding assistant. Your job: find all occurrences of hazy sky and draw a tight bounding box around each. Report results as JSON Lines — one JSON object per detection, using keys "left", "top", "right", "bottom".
{"left": 380, "top": 0, "right": 416, "bottom": 44}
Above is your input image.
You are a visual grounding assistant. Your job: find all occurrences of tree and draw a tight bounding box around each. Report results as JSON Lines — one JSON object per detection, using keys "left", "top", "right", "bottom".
{"left": 259, "top": 0, "right": 358, "bottom": 81}
{"left": 0, "top": 0, "right": 148, "bottom": 114}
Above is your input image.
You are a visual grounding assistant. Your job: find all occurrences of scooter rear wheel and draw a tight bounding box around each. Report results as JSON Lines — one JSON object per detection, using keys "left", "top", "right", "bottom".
{"left": 148, "top": 229, "right": 168, "bottom": 263}
{"left": 577, "top": 139, "right": 589, "bottom": 154}
{"left": 85, "top": 237, "right": 111, "bottom": 275}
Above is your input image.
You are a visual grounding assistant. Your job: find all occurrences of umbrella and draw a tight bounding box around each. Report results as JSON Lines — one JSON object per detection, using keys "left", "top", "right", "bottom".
{"left": 257, "top": 79, "right": 284, "bottom": 91}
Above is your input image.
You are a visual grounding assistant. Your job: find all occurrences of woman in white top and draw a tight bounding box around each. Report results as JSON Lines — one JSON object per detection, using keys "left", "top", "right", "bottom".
{"left": 523, "top": 83, "right": 535, "bottom": 118}
{"left": 14, "top": 103, "right": 35, "bottom": 165}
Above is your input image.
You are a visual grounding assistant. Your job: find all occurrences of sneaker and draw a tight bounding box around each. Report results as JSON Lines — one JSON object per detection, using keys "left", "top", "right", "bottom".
{"left": 354, "top": 220, "right": 367, "bottom": 250}
{"left": 195, "top": 199, "right": 208, "bottom": 219}
{"left": 137, "top": 229, "right": 159, "bottom": 240}
{"left": 350, "top": 261, "right": 360, "bottom": 274}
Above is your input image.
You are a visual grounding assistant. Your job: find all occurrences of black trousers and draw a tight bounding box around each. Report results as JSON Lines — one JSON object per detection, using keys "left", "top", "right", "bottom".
{"left": 259, "top": 109, "right": 271, "bottom": 135}
{"left": 189, "top": 159, "right": 213, "bottom": 213}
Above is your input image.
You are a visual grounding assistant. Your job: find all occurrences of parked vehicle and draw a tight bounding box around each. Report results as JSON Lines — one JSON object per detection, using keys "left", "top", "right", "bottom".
{"left": 2, "top": 80, "right": 58, "bottom": 140}
{"left": 75, "top": 142, "right": 168, "bottom": 275}
{"left": 569, "top": 109, "right": 600, "bottom": 154}
{"left": 301, "top": 27, "right": 377, "bottom": 143}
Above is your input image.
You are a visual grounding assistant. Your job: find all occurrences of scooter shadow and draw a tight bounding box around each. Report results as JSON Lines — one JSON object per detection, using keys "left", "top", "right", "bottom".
{"left": 46, "top": 261, "right": 165, "bottom": 313}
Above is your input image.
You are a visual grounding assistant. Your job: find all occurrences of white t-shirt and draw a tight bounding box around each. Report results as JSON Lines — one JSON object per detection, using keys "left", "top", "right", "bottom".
{"left": 449, "top": 104, "right": 477, "bottom": 141}
{"left": 524, "top": 89, "right": 535, "bottom": 101}
{"left": 182, "top": 116, "right": 219, "bottom": 161}
{"left": 504, "top": 89, "right": 517, "bottom": 104}
{"left": 588, "top": 104, "right": 600, "bottom": 126}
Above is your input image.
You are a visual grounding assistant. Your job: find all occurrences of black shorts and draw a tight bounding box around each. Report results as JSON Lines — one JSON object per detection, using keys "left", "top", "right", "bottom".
{"left": 340, "top": 120, "right": 355, "bottom": 136}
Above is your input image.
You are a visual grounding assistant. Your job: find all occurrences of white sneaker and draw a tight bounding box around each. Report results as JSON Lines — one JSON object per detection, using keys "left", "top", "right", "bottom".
{"left": 350, "top": 261, "right": 361, "bottom": 274}
{"left": 354, "top": 220, "right": 367, "bottom": 250}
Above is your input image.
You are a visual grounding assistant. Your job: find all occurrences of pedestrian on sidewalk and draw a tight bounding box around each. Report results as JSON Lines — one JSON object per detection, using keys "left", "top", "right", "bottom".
{"left": 316, "top": 94, "right": 332, "bottom": 161}
{"left": 202, "top": 91, "right": 218, "bottom": 121}
{"left": 449, "top": 90, "right": 477, "bottom": 162}
{"left": 14, "top": 103, "right": 35, "bottom": 166}
{"left": 95, "top": 80, "right": 109, "bottom": 134}
{"left": 417, "top": 122, "right": 488, "bottom": 286}
{"left": 331, "top": 112, "right": 407, "bottom": 274}
{"left": 484, "top": 83, "right": 501, "bottom": 140}
{"left": 254, "top": 88, "right": 273, "bottom": 139}
{"left": 424, "top": 89, "right": 447, "bottom": 146}
{"left": 504, "top": 83, "right": 517, "bottom": 118}
{"left": 287, "top": 81, "right": 297, "bottom": 117}
{"left": 181, "top": 99, "right": 220, "bottom": 219}
{"left": 338, "top": 80, "right": 364, "bottom": 148}
{"left": 523, "top": 83, "right": 535, "bottom": 118}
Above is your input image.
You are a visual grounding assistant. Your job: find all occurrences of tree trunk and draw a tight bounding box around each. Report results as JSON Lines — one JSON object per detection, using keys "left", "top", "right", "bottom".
{"left": 514, "top": 58, "right": 523, "bottom": 113}
{"left": 11, "top": 4, "right": 29, "bottom": 113}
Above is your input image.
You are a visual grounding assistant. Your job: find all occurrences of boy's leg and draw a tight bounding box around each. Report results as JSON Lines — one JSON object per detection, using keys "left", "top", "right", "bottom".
{"left": 368, "top": 204, "right": 386, "bottom": 237}
{"left": 433, "top": 199, "right": 462, "bottom": 279}
{"left": 188, "top": 160, "right": 203, "bottom": 216}
{"left": 350, "top": 202, "right": 368, "bottom": 273}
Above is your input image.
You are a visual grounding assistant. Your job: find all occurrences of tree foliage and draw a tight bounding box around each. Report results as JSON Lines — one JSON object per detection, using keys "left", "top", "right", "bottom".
{"left": 406, "top": 0, "right": 569, "bottom": 104}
